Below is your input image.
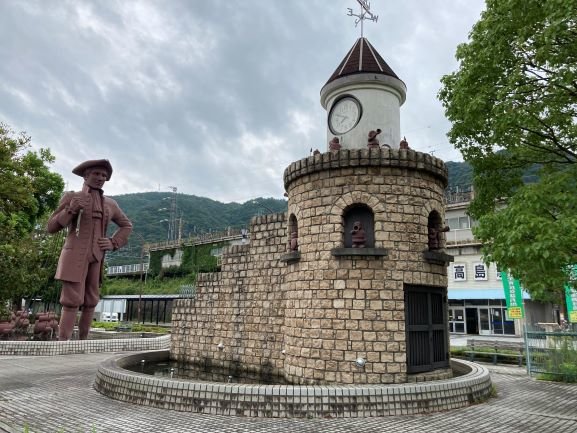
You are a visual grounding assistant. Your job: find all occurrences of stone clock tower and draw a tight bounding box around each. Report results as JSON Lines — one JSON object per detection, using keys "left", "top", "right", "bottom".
{"left": 320, "top": 37, "right": 406, "bottom": 150}
{"left": 170, "top": 23, "right": 453, "bottom": 388}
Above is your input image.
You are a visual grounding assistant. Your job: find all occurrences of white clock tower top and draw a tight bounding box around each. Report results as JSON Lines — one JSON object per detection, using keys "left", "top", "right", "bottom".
{"left": 320, "top": 37, "right": 406, "bottom": 150}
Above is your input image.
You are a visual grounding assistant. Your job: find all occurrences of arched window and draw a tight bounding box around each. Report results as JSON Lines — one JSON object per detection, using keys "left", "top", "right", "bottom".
{"left": 343, "top": 204, "right": 374, "bottom": 248}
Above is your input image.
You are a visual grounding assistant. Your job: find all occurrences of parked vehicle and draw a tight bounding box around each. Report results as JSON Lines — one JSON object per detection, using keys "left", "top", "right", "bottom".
{"left": 101, "top": 312, "right": 119, "bottom": 322}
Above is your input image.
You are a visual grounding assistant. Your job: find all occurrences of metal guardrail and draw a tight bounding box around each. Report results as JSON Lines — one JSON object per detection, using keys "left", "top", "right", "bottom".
{"left": 145, "top": 229, "right": 247, "bottom": 252}
{"left": 524, "top": 326, "right": 577, "bottom": 382}
{"left": 107, "top": 263, "right": 149, "bottom": 276}
{"left": 445, "top": 190, "right": 473, "bottom": 205}
{"left": 179, "top": 285, "right": 196, "bottom": 299}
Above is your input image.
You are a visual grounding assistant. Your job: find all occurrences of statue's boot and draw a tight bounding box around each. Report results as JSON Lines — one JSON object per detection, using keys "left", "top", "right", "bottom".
{"left": 58, "top": 306, "right": 78, "bottom": 341}
{"left": 78, "top": 307, "right": 95, "bottom": 340}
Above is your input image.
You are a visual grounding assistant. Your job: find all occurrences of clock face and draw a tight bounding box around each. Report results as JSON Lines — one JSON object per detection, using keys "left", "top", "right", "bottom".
{"left": 329, "top": 96, "right": 362, "bottom": 134}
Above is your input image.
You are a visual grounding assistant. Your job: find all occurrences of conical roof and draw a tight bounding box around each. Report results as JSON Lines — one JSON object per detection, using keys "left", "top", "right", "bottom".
{"left": 325, "top": 37, "right": 400, "bottom": 86}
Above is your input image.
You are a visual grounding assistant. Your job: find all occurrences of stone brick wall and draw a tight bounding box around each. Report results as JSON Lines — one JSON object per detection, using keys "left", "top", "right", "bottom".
{"left": 171, "top": 149, "right": 450, "bottom": 385}
{"left": 282, "top": 149, "right": 448, "bottom": 384}
{"left": 171, "top": 213, "right": 288, "bottom": 379}
{"left": 96, "top": 353, "right": 493, "bottom": 417}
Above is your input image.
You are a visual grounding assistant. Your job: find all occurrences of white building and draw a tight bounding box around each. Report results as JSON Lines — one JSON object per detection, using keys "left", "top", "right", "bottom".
{"left": 444, "top": 189, "right": 557, "bottom": 335}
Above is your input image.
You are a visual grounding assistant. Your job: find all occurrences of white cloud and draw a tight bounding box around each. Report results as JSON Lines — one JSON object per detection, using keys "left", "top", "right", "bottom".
{"left": 0, "top": 0, "right": 485, "bottom": 203}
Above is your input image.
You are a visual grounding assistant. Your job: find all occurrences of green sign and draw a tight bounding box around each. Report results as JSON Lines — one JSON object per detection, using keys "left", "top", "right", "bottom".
{"left": 566, "top": 287, "right": 577, "bottom": 323}
{"left": 565, "top": 265, "right": 577, "bottom": 323}
{"left": 501, "top": 272, "right": 525, "bottom": 319}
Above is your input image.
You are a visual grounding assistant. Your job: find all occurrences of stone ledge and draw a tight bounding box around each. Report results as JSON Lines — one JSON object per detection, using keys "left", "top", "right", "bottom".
{"left": 331, "top": 247, "right": 389, "bottom": 257}
{"left": 95, "top": 352, "right": 493, "bottom": 418}
{"left": 423, "top": 250, "right": 454, "bottom": 265}
{"left": 0, "top": 334, "right": 170, "bottom": 356}
{"left": 280, "top": 251, "right": 301, "bottom": 263}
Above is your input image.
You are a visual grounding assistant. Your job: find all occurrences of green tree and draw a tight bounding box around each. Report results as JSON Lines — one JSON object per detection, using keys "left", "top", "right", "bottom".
{"left": 0, "top": 123, "right": 64, "bottom": 309}
{"left": 439, "top": 0, "right": 577, "bottom": 303}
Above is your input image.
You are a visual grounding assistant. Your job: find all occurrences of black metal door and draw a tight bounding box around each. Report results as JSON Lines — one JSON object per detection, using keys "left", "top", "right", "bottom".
{"left": 405, "top": 285, "right": 449, "bottom": 373}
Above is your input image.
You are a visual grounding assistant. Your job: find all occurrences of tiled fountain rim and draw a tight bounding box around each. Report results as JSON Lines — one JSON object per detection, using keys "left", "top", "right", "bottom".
{"left": 94, "top": 350, "right": 494, "bottom": 418}
{"left": 0, "top": 334, "right": 170, "bottom": 356}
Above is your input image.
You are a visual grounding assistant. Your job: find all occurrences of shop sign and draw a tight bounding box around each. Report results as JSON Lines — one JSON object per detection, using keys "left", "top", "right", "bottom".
{"left": 473, "top": 262, "right": 488, "bottom": 281}
{"left": 501, "top": 272, "right": 525, "bottom": 319}
{"left": 565, "top": 265, "right": 577, "bottom": 323}
{"left": 452, "top": 263, "right": 466, "bottom": 281}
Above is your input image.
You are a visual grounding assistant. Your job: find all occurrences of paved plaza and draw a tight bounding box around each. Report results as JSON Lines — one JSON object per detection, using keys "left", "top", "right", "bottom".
{"left": 0, "top": 351, "right": 576, "bottom": 433}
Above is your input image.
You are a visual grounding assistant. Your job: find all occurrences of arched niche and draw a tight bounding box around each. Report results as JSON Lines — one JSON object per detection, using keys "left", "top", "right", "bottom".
{"left": 343, "top": 204, "right": 374, "bottom": 248}
{"left": 288, "top": 214, "right": 298, "bottom": 252}
{"left": 427, "top": 210, "right": 448, "bottom": 251}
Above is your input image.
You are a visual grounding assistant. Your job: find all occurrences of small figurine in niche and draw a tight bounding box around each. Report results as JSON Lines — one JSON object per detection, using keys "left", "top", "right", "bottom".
{"left": 400, "top": 136, "right": 410, "bottom": 150}
{"left": 428, "top": 222, "right": 450, "bottom": 250}
{"left": 351, "top": 221, "right": 366, "bottom": 248}
{"left": 289, "top": 229, "right": 299, "bottom": 252}
{"left": 329, "top": 137, "right": 341, "bottom": 151}
{"left": 367, "top": 129, "right": 382, "bottom": 148}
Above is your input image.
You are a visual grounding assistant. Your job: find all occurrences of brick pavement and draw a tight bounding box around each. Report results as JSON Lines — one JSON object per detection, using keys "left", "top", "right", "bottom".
{"left": 0, "top": 353, "right": 576, "bottom": 433}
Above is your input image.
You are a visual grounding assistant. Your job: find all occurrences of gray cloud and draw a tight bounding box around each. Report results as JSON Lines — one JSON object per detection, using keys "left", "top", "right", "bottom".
{"left": 0, "top": 0, "right": 484, "bottom": 202}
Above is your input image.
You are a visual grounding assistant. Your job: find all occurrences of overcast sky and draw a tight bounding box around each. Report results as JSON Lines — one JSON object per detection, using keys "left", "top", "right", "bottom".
{"left": 1, "top": 0, "right": 485, "bottom": 203}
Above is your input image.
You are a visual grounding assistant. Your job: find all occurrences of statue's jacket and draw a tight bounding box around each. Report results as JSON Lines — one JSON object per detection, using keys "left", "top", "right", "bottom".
{"left": 47, "top": 190, "right": 132, "bottom": 283}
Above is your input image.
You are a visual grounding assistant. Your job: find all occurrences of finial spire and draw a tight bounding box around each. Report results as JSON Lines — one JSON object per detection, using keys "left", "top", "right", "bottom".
{"left": 347, "top": 0, "right": 379, "bottom": 38}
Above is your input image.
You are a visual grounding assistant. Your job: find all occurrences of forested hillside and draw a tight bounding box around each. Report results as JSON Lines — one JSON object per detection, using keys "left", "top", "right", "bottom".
{"left": 111, "top": 193, "right": 287, "bottom": 243}
{"left": 445, "top": 160, "right": 538, "bottom": 190}
{"left": 445, "top": 161, "right": 472, "bottom": 190}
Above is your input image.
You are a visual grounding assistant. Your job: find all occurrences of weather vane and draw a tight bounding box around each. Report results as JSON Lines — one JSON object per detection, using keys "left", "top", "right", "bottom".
{"left": 347, "top": 0, "right": 379, "bottom": 38}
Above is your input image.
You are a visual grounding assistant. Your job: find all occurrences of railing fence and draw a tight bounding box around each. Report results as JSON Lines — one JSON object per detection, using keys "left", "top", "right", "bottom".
{"left": 179, "top": 284, "right": 196, "bottom": 299}
{"left": 524, "top": 325, "right": 577, "bottom": 382}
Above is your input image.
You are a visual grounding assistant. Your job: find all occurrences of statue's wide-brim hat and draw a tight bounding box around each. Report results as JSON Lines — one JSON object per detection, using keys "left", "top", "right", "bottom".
{"left": 72, "top": 159, "right": 113, "bottom": 180}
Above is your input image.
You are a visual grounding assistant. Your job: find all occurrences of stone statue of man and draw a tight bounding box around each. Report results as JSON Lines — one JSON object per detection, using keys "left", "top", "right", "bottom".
{"left": 47, "top": 159, "right": 132, "bottom": 340}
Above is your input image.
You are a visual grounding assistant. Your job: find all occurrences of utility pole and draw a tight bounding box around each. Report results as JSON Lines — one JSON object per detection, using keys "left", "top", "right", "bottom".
{"left": 130, "top": 231, "right": 147, "bottom": 324}
{"left": 167, "top": 186, "right": 178, "bottom": 242}
{"left": 138, "top": 243, "right": 145, "bottom": 323}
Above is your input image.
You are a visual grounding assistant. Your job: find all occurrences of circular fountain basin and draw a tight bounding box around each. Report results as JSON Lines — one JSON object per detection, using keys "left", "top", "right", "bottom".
{"left": 124, "top": 354, "right": 291, "bottom": 385}
{"left": 94, "top": 350, "right": 493, "bottom": 418}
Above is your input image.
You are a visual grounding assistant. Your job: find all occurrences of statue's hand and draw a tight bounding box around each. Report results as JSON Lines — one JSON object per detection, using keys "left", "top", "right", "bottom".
{"left": 97, "top": 237, "right": 114, "bottom": 251}
{"left": 69, "top": 192, "right": 91, "bottom": 213}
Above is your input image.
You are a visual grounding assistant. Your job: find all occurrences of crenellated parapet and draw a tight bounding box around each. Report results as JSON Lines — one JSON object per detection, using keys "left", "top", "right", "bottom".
{"left": 250, "top": 212, "right": 286, "bottom": 226}
{"left": 283, "top": 149, "right": 448, "bottom": 191}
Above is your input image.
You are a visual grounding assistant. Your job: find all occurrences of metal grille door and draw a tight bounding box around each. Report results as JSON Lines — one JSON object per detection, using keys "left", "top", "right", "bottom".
{"left": 405, "top": 285, "right": 449, "bottom": 373}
